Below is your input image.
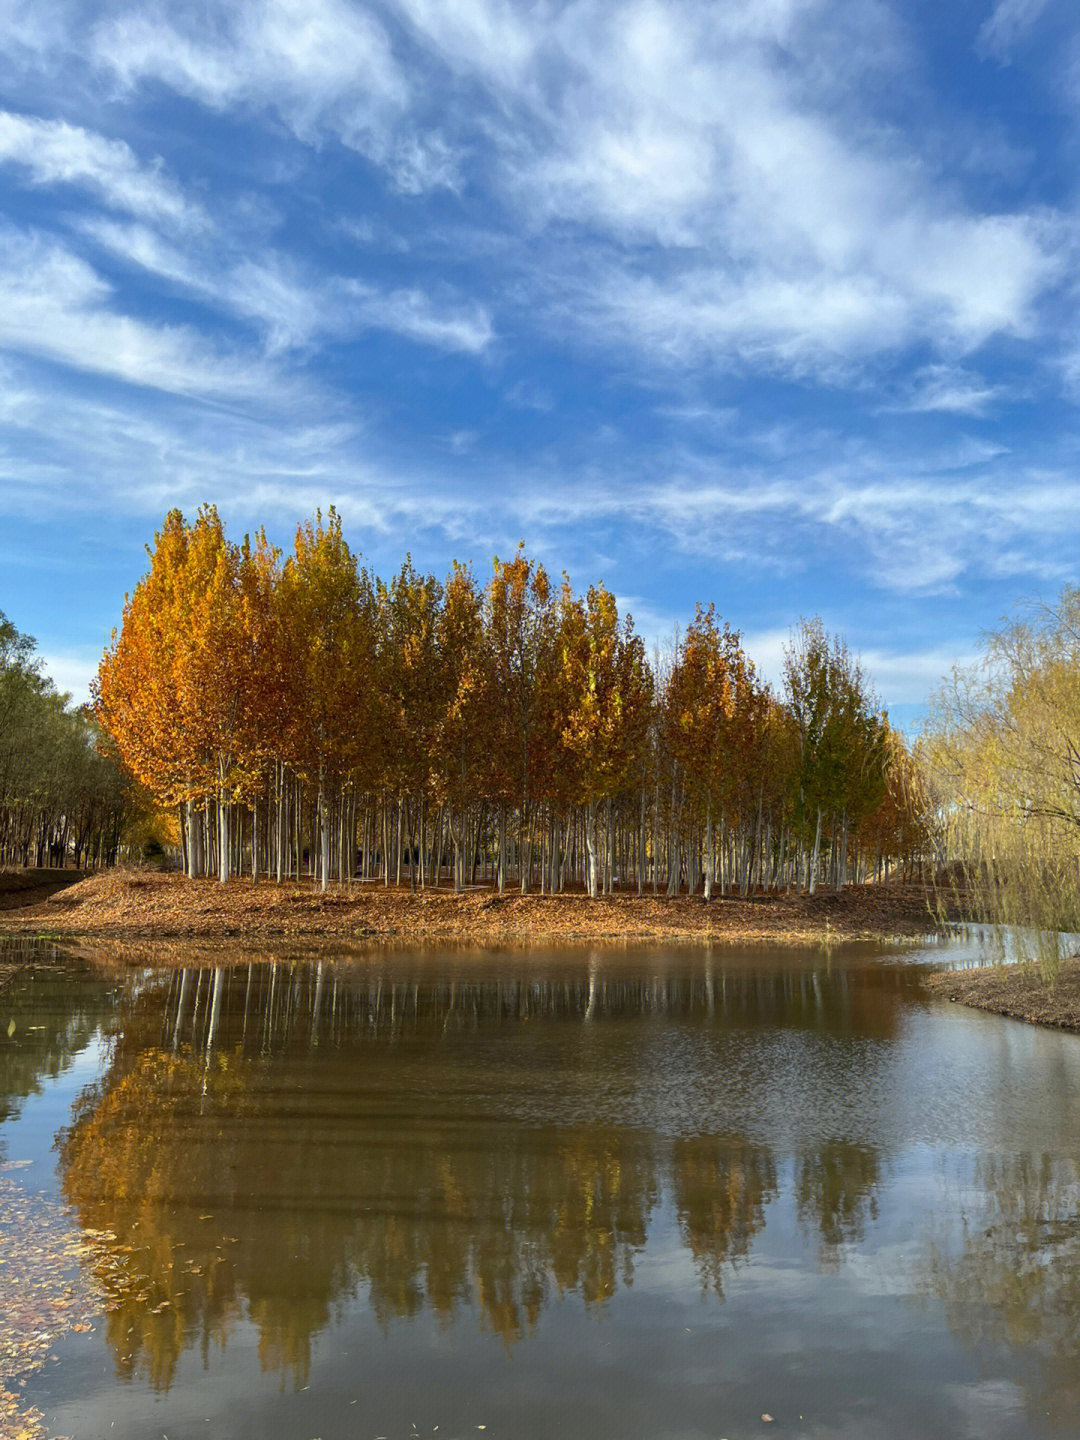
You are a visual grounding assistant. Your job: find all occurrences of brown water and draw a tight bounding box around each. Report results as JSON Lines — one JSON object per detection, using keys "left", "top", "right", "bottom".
{"left": 2, "top": 936, "right": 1080, "bottom": 1439}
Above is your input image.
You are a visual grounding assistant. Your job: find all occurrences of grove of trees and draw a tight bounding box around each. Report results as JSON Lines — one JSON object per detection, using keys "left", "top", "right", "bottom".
{"left": 94, "top": 507, "right": 932, "bottom": 892}
{"left": 0, "top": 613, "right": 141, "bottom": 869}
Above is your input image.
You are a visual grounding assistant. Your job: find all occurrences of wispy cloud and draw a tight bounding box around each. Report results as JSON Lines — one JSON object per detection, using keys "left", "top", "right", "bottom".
{"left": 883, "top": 364, "right": 1007, "bottom": 417}
{"left": 81, "top": 218, "right": 495, "bottom": 356}
{"left": 0, "top": 110, "right": 206, "bottom": 228}
{"left": 93, "top": 0, "right": 427, "bottom": 173}
{"left": 38, "top": 650, "right": 99, "bottom": 705}
{"left": 738, "top": 627, "right": 978, "bottom": 709}
{"left": 26, "top": 0, "right": 1069, "bottom": 378}
{"left": 977, "top": 0, "right": 1053, "bottom": 62}
{"left": 0, "top": 226, "right": 284, "bottom": 401}
{"left": 340, "top": 279, "right": 494, "bottom": 354}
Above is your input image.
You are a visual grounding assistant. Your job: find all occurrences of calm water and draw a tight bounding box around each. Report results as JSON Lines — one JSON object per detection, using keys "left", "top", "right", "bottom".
{"left": 2, "top": 935, "right": 1079, "bottom": 1439}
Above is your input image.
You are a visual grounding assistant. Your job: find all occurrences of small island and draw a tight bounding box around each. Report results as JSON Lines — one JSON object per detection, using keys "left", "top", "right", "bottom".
{"left": 3, "top": 865, "right": 945, "bottom": 946}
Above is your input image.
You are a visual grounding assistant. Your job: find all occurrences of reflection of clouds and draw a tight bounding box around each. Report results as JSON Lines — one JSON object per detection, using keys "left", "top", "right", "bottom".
{"left": 834, "top": 1243, "right": 923, "bottom": 1299}
{"left": 945, "top": 1380, "right": 1027, "bottom": 1440}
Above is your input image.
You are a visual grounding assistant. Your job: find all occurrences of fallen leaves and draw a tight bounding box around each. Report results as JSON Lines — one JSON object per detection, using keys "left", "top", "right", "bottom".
{"left": 0, "top": 867, "right": 947, "bottom": 952}
{"left": 0, "top": 1173, "right": 103, "bottom": 1440}
{"left": 925, "top": 955, "right": 1080, "bottom": 1033}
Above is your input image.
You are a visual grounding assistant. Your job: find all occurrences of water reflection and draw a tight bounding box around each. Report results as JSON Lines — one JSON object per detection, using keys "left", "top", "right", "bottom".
{"left": 0, "top": 940, "right": 117, "bottom": 1126}
{"left": 102, "top": 949, "right": 922, "bottom": 1055}
{"left": 925, "top": 1151, "right": 1080, "bottom": 1424}
{"left": 53, "top": 954, "right": 923, "bottom": 1388}
{"left": 796, "top": 1141, "right": 879, "bottom": 1251}
{"left": 1, "top": 940, "right": 1079, "bottom": 1439}
{"left": 671, "top": 1135, "right": 776, "bottom": 1295}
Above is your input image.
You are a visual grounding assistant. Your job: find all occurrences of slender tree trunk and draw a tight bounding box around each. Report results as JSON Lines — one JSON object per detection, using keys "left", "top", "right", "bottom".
{"left": 808, "top": 808, "right": 823, "bottom": 895}
{"left": 217, "top": 759, "right": 231, "bottom": 884}
{"left": 585, "top": 799, "right": 599, "bottom": 898}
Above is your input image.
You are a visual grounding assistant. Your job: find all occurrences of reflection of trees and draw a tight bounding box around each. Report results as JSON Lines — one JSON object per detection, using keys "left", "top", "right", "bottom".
{"left": 925, "top": 1153, "right": 1080, "bottom": 1425}
{"left": 59, "top": 1051, "right": 252, "bottom": 1390}
{"left": 671, "top": 1136, "right": 777, "bottom": 1295}
{"left": 796, "top": 1142, "right": 879, "bottom": 1249}
{"left": 54, "top": 954, "right": 904, "bottom": 1392}
{"left": 64, "top": 947, "right": 914, "bottom": 1057}
{"left": 0, "top": 940, "right": 115, "bottom": 1126}
{"left": 58, "top": 1027, "right": 664, "bottom": 1388}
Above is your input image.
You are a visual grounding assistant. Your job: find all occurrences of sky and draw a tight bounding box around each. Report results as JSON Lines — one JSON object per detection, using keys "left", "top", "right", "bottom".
{"left": 1, "top": 0, "right": 1078, "bottom": 731}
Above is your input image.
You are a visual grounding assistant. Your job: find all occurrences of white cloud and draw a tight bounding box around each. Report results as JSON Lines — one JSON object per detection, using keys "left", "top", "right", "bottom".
{"left": 401, "top": 0, "right": 1063, "bottom": 369}
{"left": 741, "top": 627, "right": 979, "bottom": 708}
{"left": 886, "top": 364, "right": 1006, "bottom": 417}
{"left": 0, "top": 110, "right": 206, "bottom": 228}
{"left": 38, "top": 651, "right": 99, "bottom": 705}
{"left": 0, "top": 227, "right": 283, "bottom": 401}
{"left": 977, "top": 0, "right": 1052, "bottom": 62}
{"left": 80, "top": 218, "right": 495, "bottom": 355}
{"left": 341, "top": 279, "right": 494, "bottom": 354}
{"left": 37, "top": 0, "right": 1063, "bottom": 376}
{"left": 94, "top": 0, "right": 420, "bottom": 171}
{"left": 0, "top": 1, "right": 74, "bottom": 65}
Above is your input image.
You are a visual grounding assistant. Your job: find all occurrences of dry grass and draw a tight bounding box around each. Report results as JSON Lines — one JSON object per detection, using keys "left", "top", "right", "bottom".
{"left": 0, "top": 866, "right": 948, "bottom": 949}
{"left": 925, "top": 955, "right": 1080, "bottom": 1032}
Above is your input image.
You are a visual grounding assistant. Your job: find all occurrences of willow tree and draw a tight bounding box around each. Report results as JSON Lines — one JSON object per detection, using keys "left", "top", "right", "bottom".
{"left": 928, "top": 587, "right": 1080, "bottom": 959}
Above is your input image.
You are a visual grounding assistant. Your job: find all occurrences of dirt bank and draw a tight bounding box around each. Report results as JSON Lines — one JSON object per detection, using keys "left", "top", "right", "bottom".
{"left": 925, "top": 957, "right": 1080, "bottom": 1033}
{"left": 0, "top": 867, "right": 947, "bottom": 948}
{"left": 0, "top": 868, "right": 84, "bottom": 911}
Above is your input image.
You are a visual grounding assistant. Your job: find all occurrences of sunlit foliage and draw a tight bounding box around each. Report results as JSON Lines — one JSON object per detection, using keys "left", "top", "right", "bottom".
{"left": 927, "top": 586, "right": 1080, "bottom": 965}
{"left": 93, "top": 510, "right": 927, "bottom": 893}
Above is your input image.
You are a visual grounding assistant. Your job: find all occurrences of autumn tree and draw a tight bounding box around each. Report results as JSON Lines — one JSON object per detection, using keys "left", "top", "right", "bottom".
{"left": 279, "top": 510, "right": 377, "bottom": 890}
{"left": 559, "top": 585, "right": 652, "bottom": 896}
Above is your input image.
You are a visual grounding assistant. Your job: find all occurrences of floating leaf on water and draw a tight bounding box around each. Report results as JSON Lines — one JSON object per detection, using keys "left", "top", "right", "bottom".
{"left": 6, "top": 1019, "right": 14, "bottom": 1036}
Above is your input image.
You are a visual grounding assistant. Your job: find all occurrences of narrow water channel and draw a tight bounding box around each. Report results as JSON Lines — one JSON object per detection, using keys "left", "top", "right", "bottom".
{"left": 2, "top": 936, "right": 1079, "bottom": 1439}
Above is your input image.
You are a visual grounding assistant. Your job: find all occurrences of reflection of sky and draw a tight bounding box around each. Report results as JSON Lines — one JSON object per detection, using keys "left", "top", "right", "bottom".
{"left": 1, "top": 1031, "right": 109, "bottom": 1198}
{"left": 11, "top": 938, "right": 1080, "bottom": 1440}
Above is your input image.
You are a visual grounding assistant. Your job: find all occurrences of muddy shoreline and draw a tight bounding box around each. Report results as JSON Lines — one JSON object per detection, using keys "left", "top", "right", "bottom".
{"left": 925, "top": 957, "right": 1080, "bottom": 1033}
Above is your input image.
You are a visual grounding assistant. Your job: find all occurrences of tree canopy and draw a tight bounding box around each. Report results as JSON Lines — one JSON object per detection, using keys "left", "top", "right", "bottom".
{"left": 93, "top": 508, "right": 928, "bottom": 894}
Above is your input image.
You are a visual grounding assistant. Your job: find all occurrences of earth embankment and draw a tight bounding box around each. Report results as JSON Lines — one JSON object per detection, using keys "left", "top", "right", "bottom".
{"left": 925, "top": 958, "right": 1080, "bottom": 1033}
{"left": 0, "top": 867, "right": 946, "bottom": 947}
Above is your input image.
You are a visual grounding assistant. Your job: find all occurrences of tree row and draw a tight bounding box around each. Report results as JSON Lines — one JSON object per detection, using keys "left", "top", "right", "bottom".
{"left": 94, "top": 507, "right": 932, "bottom": 892}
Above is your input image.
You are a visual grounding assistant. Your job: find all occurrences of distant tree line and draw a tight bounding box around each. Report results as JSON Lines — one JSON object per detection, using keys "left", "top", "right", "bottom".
{"left": 94, "top": 507, "right": 933, "bottom": 891}
{"left": 0, "top": 613, "right": 141, "bottom": 868}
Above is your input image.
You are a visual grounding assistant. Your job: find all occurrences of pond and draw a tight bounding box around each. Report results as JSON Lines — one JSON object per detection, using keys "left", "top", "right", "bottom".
{"left": 1, "top": 934, "right": 1079, "bottom": 1439}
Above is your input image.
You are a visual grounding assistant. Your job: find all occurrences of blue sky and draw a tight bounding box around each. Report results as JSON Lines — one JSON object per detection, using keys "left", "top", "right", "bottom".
{"left": 1, "top": 0, "right": 1078, "bottom": 730}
